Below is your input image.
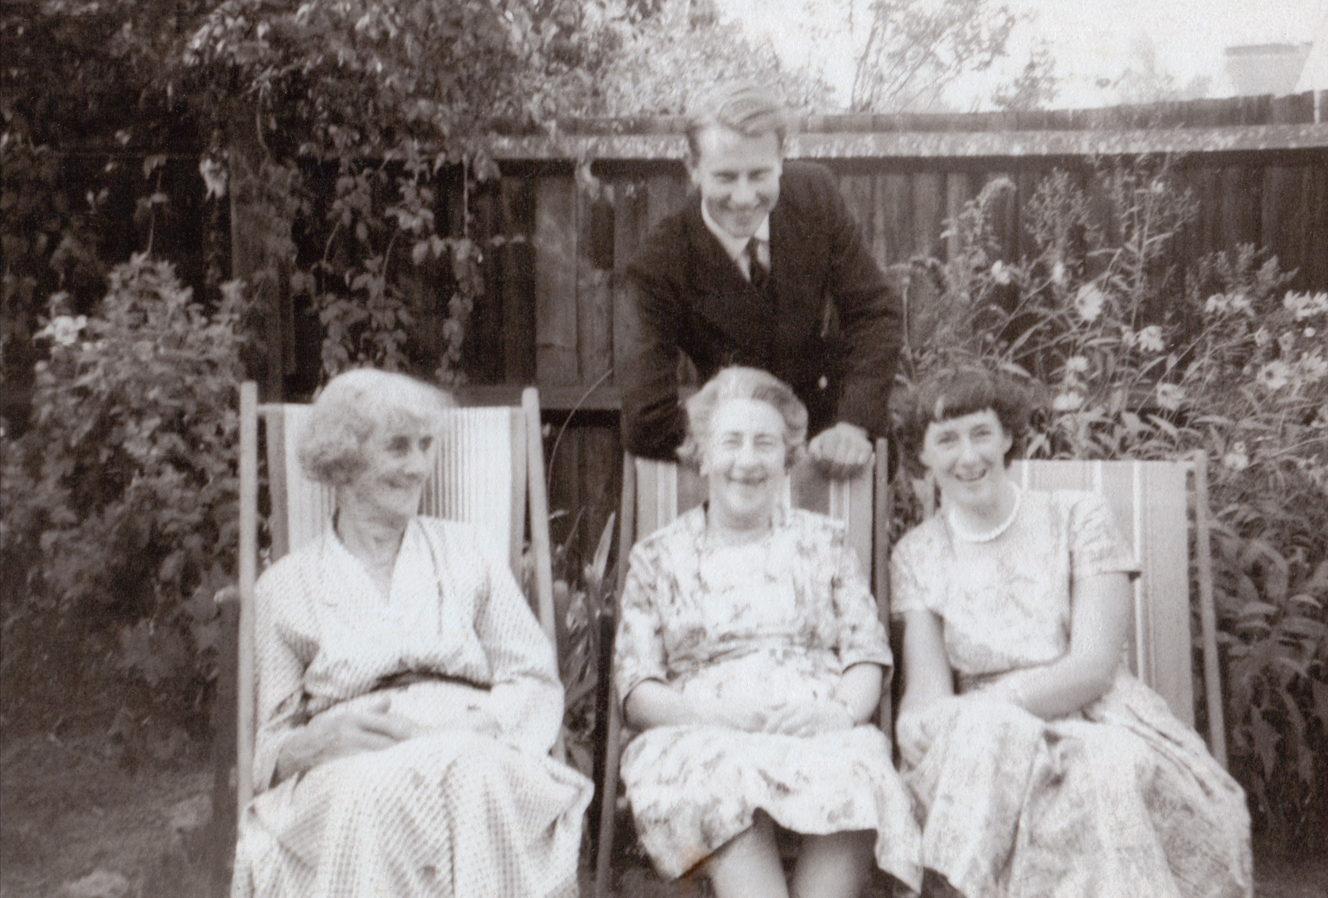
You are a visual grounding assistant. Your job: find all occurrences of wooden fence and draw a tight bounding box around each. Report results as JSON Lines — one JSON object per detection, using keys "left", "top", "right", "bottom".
{"left": 244, "top": 93, "right": 1328, "bottom": 569}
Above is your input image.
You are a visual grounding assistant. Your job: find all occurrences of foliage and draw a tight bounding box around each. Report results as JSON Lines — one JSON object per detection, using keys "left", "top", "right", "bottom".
{"left": 849, "top": 0, "right": 1036, "bottom": 112}
{"left": 899, "top": 160, "right": 1328, "bottom": 851}
{"left": 552, "top": 513, "right": 619, "bottom": 782}
{"left": 581, "top": 1, "right": 836, "bottom": 116}
{"left": 0, "top": 255, "right": 245, "bottom": 737}
{"left": 990, "top": 39, "right": 1059, "bottom": 112}
{"left": 1, "top": 0, "right": 224, "bottom": 422}
{"left": 177, "top": 0, "right": 694, "bottom": 384}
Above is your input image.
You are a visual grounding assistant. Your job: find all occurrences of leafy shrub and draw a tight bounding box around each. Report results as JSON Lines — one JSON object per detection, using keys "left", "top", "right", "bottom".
{"left": 900, "top": 160, "right": 1328, "bottom": 851}
{"left": 1, "top": 254, "right": 245, "bottom": 739}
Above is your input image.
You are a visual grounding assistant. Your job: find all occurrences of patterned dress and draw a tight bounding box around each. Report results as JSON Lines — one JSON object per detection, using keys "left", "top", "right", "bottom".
{"left": 891, "top": 489, "right": 1252, "bottom": 898}
{"left": 614, "top": 505, "right": 923, "bottom": 891}
{"left": 231, "top": 517, "right": 593, "bottom": 898}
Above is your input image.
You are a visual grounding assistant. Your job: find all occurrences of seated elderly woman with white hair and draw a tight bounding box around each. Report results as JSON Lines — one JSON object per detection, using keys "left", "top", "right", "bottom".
{"left": 230, "top": 368, "right": 592, "bottom": 898}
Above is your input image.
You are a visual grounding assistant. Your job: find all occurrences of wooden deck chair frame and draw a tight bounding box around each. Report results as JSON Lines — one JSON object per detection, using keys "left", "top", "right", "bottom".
{"left": 593, "top": 440, "right": 892, "bottom": 898}
{"left": 228, "top": 380, "right": 557, "bottom": 821}
{"left": 1003, "top": 456, "right": 1227, "bottom": 764}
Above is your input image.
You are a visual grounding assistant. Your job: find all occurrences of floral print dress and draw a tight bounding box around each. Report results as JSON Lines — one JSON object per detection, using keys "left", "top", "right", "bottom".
{"left": 891, "top": 489, "right": 1252, "bottom": 898}
{"left": 614, "top": 505, "right": 923, "bottom": 891}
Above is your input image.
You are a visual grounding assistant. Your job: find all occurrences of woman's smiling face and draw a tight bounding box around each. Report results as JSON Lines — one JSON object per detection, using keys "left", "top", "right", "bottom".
{"left": 342, "top": 422, "right": 436, "bottom": 526}
{"left": 918, "top": 408, "right": 1013, "bottom": 512}
{"left": 702, "top": 397, "right": 787, "bottom": 531}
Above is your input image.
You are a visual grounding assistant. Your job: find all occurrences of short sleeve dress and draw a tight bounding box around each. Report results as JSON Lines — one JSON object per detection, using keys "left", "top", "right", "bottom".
{"left": 614, "top": 505, "right": 922, "bottom": 892}
{"left": 891, "top": 489, "right": 1252, "bottom": 898}
{"left": 231, "top": 517, "right": 593, "bottom": 898}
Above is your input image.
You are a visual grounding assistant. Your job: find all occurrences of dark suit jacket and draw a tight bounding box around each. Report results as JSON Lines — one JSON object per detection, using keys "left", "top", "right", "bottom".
{"left": 618, "top": 160, "right": 903, "bottom": 460}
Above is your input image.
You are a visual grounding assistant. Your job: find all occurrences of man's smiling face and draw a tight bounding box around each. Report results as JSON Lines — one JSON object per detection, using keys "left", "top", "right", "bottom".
{"left": 688, "top": 125, "right": 782, "bottom": 241}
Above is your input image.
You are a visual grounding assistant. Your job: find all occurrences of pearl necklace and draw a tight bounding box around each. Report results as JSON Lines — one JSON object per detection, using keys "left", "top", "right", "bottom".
{"left": 945, "top": 483, "right": 1022, "bottom": 543}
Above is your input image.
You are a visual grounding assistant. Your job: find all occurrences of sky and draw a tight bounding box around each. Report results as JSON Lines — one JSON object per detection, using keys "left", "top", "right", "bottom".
{"left": 715, "top": 0, "right": 1328, "bottom": 110}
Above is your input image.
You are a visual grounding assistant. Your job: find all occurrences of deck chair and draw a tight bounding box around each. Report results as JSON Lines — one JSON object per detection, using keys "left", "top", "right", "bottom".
{"left": 593, "top": 441, "right": 892, "bottom": 898}
{"left": 223, "top": 380, "right": 558, "bottom": 822}
{"left": 1003, "top": 457, "right": 1227, "bottom": 764}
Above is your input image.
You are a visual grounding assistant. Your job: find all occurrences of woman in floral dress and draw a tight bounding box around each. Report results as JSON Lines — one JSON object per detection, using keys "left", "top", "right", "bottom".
{"left": 231, "top": 368, "right": 592, "bottom": 898}
{"left": 890, "top": 366, "right": 1252, "bottom": 898}
{"left": 614, "top": 366, "right": 922, "bottom": 898}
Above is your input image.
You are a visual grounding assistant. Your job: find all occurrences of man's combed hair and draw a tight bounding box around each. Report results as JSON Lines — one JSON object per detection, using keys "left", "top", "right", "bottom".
{"left": 677, "top": 366, "right": 808, "bottom": 470}
{"left": 297, "top": 368, "right": 454, "bottom": 487}
{"left": 685, "top": 82, "right": 789, "bottom": 162}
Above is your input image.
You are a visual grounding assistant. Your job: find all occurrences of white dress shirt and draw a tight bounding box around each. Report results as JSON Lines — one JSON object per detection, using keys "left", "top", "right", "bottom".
{"left": 700, "top": 203, "right": 771, "bottom": 282}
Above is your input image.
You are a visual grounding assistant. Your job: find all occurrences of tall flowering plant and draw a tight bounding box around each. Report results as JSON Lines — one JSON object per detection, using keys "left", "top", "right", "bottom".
{"left": 898, "top": 160, "right": 1328, "bottom": 850}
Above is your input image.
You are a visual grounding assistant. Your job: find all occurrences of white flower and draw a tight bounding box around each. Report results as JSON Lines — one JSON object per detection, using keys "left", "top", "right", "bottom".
{"left": 1256, "top": 360, "right": 1293, "bottom": 391}
{"left": 1074, "top": 284, "right": 1105, "bottom": 322}
{"left": 1306, "top": 327, "right": 1317, "bottom": 338}
{"left": 1206, "top": 292, "right": 1252, "bottom": 316}
{"left": 1051, "top": 261, "right": 1066, "bottom": 286}
{"left": 990, "top": 261, "right": 1011, "bottom": 285}
{"left": 1064, "top": 355, "right": 1090, "bottom": 374}
{"left": 1155, "top": 383, "right": 1184, "bottom": 411}
{"left": 1222, "top": 443, "right": 1250, "bottom": 472}
{"left": 1254, "top": 327, "right": 1270, "bottom": 347}
{"left": 1052, "top": 392, "right": 1084, "bottom": 411}
{"left": 1283, "top": 290, "right": 1328, "bottom": 321}
{"left": 34, "top": 314, "right": 87, "bottom": 346}
{"left": 1137, "top": 325, "right": 1165, "bottom": 353}
{"left": 1299, "top": 350, "right": 1328, "bottom": 384}
{"left": 199, "top": 157, "right": 227, "bottom": 200}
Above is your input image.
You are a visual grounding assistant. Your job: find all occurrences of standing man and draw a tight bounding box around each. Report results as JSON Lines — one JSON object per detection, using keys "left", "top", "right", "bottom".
{"left": 618, "top": 82, "right": 903, "bottom": 479}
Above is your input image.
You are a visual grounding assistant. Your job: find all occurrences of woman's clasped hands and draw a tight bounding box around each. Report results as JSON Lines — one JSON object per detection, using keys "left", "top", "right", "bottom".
{"left": 275, "top": 695, "right": 502, "bottom": 780}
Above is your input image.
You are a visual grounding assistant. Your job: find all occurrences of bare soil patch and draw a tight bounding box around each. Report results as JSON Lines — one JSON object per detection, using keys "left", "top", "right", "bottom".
{"left": 3, "top": 729, "right": 1324, "bottom": 897}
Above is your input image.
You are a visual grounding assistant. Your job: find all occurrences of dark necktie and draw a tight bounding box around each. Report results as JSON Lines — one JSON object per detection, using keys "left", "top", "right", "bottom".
{"left": 746, "top": 238, "right": 769, "bottom": 293}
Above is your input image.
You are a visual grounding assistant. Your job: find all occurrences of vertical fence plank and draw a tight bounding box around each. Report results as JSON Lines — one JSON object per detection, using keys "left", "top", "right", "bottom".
{"left": 578, "top": 185, "right": 614, "bottom": 389}
{"left": 575, "top": 175, "right": 621, "bottom": 569}
{"left": 912, "top": 172, "right": 944, "bottom": 261}
{"left": 535, "top": 173, "right": 580, "bottom": 386}
{"left": 879, "top": 173, "right": 912, "bottom": 264}
{"left": 611, "top": 175, "right": 650, "bottom": 392}
{"left": 499, "top": 175, "right": 537, "bottom": 384}
{"left": 944, "top": 172, "right": 971, "bottom": 262}
{"left": 1219, "top": 165, "right": 1261, "bottom": 254}
{"left": 1192, "top": 166, "right": 1222, "bottom": 260}
{"left": 1303, "top": 163, "right": 1328, "bottom": 290}
{"left": 646, "top": 171, "right": 689, "bottom": 229}
{"left": 838, "top": 172, "right": 877, "bottom": 263}
{"left": 870, "top": 173, "right": 891, "bottom": 269}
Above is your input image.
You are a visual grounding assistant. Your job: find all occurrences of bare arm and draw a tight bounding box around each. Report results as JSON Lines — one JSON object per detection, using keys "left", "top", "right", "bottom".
{"left": 833, "top": 661, "right": 884, "bottom": 723}
{"left": 895, "top": 609, "right": 956, "bottom": 766}
{"left": 988, "top": 571, "right": 1131, "bottom": 719}
{"left": 898, "top": 609, "right": 954, "bottom": 715}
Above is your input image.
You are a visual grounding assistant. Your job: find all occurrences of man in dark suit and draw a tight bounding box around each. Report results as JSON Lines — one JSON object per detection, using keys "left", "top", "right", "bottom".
{"left": 618, "top": 83, "right": 903, "bottom": 479}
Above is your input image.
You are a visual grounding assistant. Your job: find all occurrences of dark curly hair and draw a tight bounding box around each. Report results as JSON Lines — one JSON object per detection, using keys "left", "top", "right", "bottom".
{"left": 896, "top": 366, "right": 1036, "bottom": 472}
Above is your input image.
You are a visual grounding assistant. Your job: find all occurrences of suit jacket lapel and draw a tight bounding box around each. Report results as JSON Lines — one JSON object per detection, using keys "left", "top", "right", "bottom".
{"left": 683, "top": 200, "right": 776, "bottom": 353}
